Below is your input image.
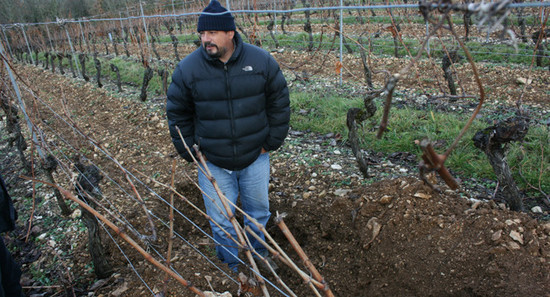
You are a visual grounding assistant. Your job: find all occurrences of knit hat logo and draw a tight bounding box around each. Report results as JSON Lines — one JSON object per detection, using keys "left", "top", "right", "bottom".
{"left": 197, "top": 0, "right": 236, "bottom": 32}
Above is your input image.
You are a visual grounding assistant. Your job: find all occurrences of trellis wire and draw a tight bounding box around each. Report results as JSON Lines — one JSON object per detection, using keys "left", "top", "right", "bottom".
{"left": 62, "top": 24, "right": 82, "bottom": 79}
{"left": 44, "top": 25, "right": 55, "bottom": 53}
{"left": 1, "top": 2, "right": 549, "bottom": 292}
{"left": 103, "top": 224, "right": 156, "bottom": 295}
{"left": 1, "top": 2, "right": 548, "bottom": 28}
{"left": 0, "top": 43, "right": 43, "bottom": 159}
{"left": 339, "top": 0, "right": 343, "bottom": 84}
{"left": 139, "top": 1, "right": 153, "bottom": 62}
{"left": 1, "top": 2, "right": 548, "bottom": 76}
{"left": 24, "top": 92, "right": 238, "bottom": 293}
{"left": 19, "top": 26, "right": 35, "bottom": 65}
{"left": 1, "top": 27, "right": 13, "bottom": 59}
{"left": 2, "top": 65, "right": 294, "bottom": 295}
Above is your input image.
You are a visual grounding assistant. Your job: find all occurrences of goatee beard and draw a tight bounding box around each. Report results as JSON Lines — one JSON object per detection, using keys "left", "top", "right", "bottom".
{"left": 204, "top": 42, "right": 223, "bottom": 59}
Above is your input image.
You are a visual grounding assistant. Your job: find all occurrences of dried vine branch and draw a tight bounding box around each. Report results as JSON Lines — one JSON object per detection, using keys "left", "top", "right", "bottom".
{"left": 21, "top": 177, "right": 206, "bottom": 297}
{"left": 163, "top": 158, "right": 177, "bottom": 294}
{"left": 275, "top": 213, "right": 334, "bottom": 297}
{"left": 413, "top": 2, "right": 490, "bottom": 190}
{"left": 174, "top": 126, "right": 269, "bottom": 296}
{"left": 58, "top": 91, "right": 158, "bottom": 242}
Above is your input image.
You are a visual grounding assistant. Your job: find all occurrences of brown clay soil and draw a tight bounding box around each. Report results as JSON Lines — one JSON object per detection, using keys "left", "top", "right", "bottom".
{"left": 1, "top": 26, "right": 549, "bottom": 297}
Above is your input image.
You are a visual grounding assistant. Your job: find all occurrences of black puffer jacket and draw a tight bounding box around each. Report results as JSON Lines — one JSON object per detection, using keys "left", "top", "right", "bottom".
{"left": 0, "top": 175, "right": 17, "bottom": 234}
{"left": 166, "top": 32, "right": 290, "bottom": 171}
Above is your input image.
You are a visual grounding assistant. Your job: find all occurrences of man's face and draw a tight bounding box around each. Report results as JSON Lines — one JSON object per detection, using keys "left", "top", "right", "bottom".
{"left": 199, "top": 30, "right": 235, "bottom": 61}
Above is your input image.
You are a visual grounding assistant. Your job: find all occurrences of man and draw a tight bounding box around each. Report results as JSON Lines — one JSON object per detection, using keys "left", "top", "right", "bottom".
{"left": 0, "top": 174, "right": 24, "bottom": 297}
{"left": 166, "top": 0, "right": 290, "bottom": 272}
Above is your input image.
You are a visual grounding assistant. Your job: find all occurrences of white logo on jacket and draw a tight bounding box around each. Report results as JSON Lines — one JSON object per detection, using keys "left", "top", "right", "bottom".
{"left": 242, "top": 66, "right": 253, "bottom": 71}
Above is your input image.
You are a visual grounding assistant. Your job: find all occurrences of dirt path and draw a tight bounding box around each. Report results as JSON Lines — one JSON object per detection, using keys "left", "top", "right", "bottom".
{"left": 1, "top": 58, "right": 549, "bottom": 297}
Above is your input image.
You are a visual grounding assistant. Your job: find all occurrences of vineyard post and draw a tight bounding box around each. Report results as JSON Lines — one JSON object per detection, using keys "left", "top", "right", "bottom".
{"left": 0, "top": 41, "right": 44, "bottom": 159}
{"left": 139, "top": 1, "right": 153, "bottom": 62}
{"left": 78, "top": 20, "right": 90, "bottom": 53}
{"left": 108, "top": 31, "right": 118, "bottom": 56}
{"left": 170, "top": 0, "right": 178, "bottom": 31}
{"left": 118, "top": 12, "right": 130, "bottom": 57}
{"left": 339, "top": 0, "right": 344, "bottom": 85}
{"left": 20, "top": 25, "right": 35, "bottom": 65}
{"left": 273, "top": 1, "right": 278, "bottom": 34}
{"left": 425, "top": 20, "right": 430, "bottom": 55}
{"left": 119, "top": 12, "right": 125, "bottom": 37}
{"left": 125, "top": 6, "right": 138, "bottom": 58}
{"left": 63, "top": 24, "right": 81, "bottom": 79}
{"left": 44, "top": 24, "right": 55, "bottom": 52}
{"left": 1, "top": 26, "right": 14, "bottom": 59}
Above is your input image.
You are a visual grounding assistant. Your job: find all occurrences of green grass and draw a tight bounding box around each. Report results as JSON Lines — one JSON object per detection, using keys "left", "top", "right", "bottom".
{"left": 290, "top": 89, "right": 550, "bottom": 194}
{"left": 257, "top": 31, "right": 549, "bottom": 67}
{"left": 32, "top": 51, "right": 170, "bottom": 96}
{"left": 156, "top": 33, "right": 198, "bottom": 44}
{"left": 27, "top": 33, "right": 550, "bottom": 195}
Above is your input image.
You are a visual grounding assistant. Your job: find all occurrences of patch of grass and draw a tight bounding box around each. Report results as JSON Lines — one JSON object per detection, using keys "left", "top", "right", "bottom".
{"left": 510, "top": 127, "right": 550, "bottom": 190}
{"left": 291, "top": 90, "right": 360, "bottom": 133}
{"left": 29, "top": 262, "right": 54, "bottom": 286}
{"left": 108, "top": 57, "right": 143, "bottom": 85}
{"left": 290, "top": 89, "right": 550, "bottom": 194}
{"left": 157, "top": 33, "right": 198, "bottom": 44}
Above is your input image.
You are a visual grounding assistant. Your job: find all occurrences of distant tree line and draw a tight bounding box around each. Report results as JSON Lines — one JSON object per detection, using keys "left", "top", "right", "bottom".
{"left": 0, "top": 0, "right": 177, "bottom": 24}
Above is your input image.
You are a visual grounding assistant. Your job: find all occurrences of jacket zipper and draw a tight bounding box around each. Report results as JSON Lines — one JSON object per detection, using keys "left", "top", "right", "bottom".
{"left": 224, "top": 64, "right": 237, "bottom": 163}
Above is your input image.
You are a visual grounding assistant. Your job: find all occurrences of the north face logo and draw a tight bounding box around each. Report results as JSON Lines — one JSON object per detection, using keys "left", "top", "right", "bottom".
{"left": 242, "top": 66, "right": 253, "bottom": 71}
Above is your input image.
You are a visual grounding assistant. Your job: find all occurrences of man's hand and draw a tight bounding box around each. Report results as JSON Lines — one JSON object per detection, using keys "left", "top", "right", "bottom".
{"left": 261, "top": 148, "right": 268, "bottom": 154}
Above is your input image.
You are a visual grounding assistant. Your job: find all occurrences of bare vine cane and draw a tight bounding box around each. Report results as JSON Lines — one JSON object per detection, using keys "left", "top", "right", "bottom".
{"left": 177, "top": 168, "right": 323, "bottom": 296}
{"left": 242, "top": 235, "right": 299, "bottom": 297}
{"left": 140, "top": 170, "right": 321, "bottom": 297}
{"left": 165, "top": 147, "right": 326, "bottom": 295}
{"left": 275, "top": 213, "right": 335, "bottom": 297}
{"left": 194, "top": 149, "right": 270, "bottom": 297}
{"left": 385, "top": 4, "right": 415, "bottom": 59}
{"left": 244, "top": 226, "right": 319, "bottom": 297}
{"left": 134, "top": 167, "right": 254, "bottom": 266}
{"left": 250, "top": 227, "right": 326, "bottom": 291}
{"left": 407, "top": 2, "right": 490, "bottom": 189}
{"left": 163, "top": 158, "right": 177, "bottom": 294}
{"left": 170, "top": 128, "right": 246, "bottom": 244}
{"left": 237, "top": 223, "right": 293, "bottom": 297}
{"left": 73, "top": 180, "right": 149, "bottom": 239}
{"left": 175, "top": 126, "right": 270, "bottom": 297}
{"left": 171, "top": 162, "right": 323, "bottom": 296}
{"left": 21, "top": 177, "right": 206, "bottom": 297}
{"left": 417, "top": 138, "right": 459, "bottom": 190}
{"left": 378, "top": 6, "right": 451, "bottom": 141}
{"left": 58, "top": 91, "right": 157, "bottom": 242}
{"left": 416, "top": 13, "right": 486, "bottom": 190}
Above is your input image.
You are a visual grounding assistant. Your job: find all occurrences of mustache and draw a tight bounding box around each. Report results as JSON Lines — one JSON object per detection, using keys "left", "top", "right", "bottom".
{"left": 203, "top": 41, "right": 217, "bottom": 48}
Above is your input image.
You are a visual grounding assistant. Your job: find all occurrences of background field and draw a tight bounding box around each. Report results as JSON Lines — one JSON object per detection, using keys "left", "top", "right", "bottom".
{"left": 1, "top": 1, "right": 549, "bottom": 296}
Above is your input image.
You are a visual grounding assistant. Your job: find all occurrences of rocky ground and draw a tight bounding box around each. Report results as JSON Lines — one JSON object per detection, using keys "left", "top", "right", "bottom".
{"left": 1, "top": 43, "right": 549, "bottom": 297}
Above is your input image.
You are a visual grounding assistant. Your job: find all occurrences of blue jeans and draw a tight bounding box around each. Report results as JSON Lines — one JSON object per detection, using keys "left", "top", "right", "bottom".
{"left": 198, "top": 153, "right": 270, "bottom": 271}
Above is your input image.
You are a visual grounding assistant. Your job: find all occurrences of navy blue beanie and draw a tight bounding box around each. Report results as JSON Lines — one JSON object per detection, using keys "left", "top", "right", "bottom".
{"left": 197, "top": 0, "right": 236, "bottom": 32}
